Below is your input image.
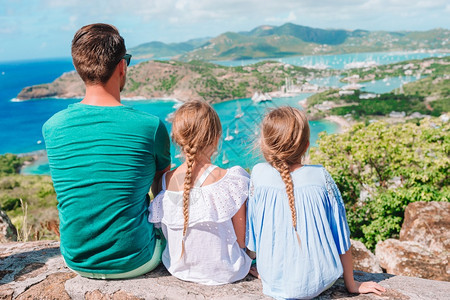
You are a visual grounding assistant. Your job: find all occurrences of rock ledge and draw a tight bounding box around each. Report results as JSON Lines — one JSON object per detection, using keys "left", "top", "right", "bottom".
{"left": 1, "top": 241, "right": 450, "bottom": 299}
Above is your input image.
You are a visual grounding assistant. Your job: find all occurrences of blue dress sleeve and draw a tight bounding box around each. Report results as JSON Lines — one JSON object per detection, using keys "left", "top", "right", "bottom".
{"left": 323, "top": 168, "right": 351, "bottom": 254}
{"left": 245, "top": 180, "right": 257, "bottom": 252}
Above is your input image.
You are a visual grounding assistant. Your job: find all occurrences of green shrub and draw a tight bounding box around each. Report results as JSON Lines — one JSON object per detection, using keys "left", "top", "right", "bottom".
{"left": 1, "top": 196, "right": 21, "bottom": 211}
{"left": 310, "top": 117, "right": 449, "bottom": 250}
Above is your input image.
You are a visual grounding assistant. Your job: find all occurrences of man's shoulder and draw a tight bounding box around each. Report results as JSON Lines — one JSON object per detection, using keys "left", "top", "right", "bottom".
{"left": 43, "top": 104, "right": 162, "bottom": 133}
{"left": 42, "top": 106, "right": 73, "bottom": 133}
{"left": 125, "top": 108, "right": 161, "bottom": 124}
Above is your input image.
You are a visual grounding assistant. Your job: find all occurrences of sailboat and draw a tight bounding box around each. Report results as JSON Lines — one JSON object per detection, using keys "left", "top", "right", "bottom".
{"left": 224, "top": 127, "right": 234, "bottom": 141}
{"left": 234, "top": 122, "right": 239, "bottom": 135}
{"left": 222, "top": 151, "right": 229, "bottom": 165}
{"left": 252, "top": 91, "right": 272, "bottom": 103}
{"left": 165, "top": 112, "right": 175, "bottom": 122}
{"left": 235, "top": 102, "right": 244, "bottom": 118}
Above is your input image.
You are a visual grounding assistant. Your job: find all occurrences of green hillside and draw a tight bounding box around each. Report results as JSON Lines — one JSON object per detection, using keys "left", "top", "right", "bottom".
{"left": 129, "top": 37, "right": 209, "bottom": 59}
{"left": 129, "top": 23, "right": 450, "bottom": 61}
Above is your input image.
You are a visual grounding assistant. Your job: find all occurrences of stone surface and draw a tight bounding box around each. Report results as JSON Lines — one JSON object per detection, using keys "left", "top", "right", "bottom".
{"left": 400, "top": 201, "right": 450, "bottom": 254}
{"left": 375, "top": 201, "right": 450, "bottom": 281}
{"left": 376, "top": 239, "right": 449, "bottom": 281}
{"left": 15, "top": 272, "right": 76, "bottom": 300}
{"left": 350, "top": 239, "right": 382, "bottom": 273}
{"left": 0, "top": 209, "right": 17, "bottom": 243}
{"left": 1, "top": 241, "right": 450, "bottom": 299}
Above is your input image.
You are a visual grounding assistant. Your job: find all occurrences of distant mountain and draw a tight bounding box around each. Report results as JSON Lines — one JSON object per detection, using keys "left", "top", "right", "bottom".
{"left": 240, "top": 23, "right": 358, "bottom": 45}
{"left": 129, "top": 37, "right": 210, "bottom": 59}
{"left": 129, "top": 23, "right": 450, "bottom": 61}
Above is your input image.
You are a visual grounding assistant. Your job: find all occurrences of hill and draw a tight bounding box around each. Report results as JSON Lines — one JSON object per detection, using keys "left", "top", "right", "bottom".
{"left": 128, "top": 23, "right": 450, "bottom": 61}
{"left": 129, "top": 37, "right": 209, "bottom": 59}
{"left": 16, "top": 60, "right": 329, "bottom": 103}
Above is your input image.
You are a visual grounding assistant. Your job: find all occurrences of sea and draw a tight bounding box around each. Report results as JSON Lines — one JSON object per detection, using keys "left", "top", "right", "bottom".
{"left": 0, "top": 51, "right": 447, "bottom": 175}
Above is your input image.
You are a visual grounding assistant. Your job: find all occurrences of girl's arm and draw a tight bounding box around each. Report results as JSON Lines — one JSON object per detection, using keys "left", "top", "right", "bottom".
{"left": 232, "top": 201, "right": 247, "bottom": 248}
{"left": 339, "top": 250, "right": 386, "bottom": 295}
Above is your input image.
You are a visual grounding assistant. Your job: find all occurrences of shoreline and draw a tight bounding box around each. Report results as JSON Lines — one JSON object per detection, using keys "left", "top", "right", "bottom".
{"left": 324, "top": 115, "right": 353, "bottom": 133}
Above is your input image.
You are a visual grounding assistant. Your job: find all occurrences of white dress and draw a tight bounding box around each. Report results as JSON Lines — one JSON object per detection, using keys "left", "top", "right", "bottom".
{"left": 148, "top": 165, "right": 252, "bottom": 285}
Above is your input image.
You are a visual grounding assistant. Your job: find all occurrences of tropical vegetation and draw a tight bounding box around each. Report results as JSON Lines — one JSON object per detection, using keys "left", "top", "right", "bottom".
{"left": 310, "top": 117, "right": 449, "bottom": 250}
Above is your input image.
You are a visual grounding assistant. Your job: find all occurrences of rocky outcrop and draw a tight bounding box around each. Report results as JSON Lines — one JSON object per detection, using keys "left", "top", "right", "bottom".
{"left": 16, "top": 60, "right": 325, "bottom": 103}
{"left": 376, "top": 201, "right": 450, "bottom": 281}
{"left": 0, "top": 209, "right": 17, "bottom": 243}
{"left": 2, "top": 241, "right": 450, "bottom": 299}
{"left": 400, "top": 201, "right": 450, "bottom": 254}
{"left": 17, "top": 71, "right": 85, "bottom": 100}
{"left": 375, "top": 239, "right": 449, "bottom": 281}
{"left": 350, "top": 239, "right": 383, "bottom": 273}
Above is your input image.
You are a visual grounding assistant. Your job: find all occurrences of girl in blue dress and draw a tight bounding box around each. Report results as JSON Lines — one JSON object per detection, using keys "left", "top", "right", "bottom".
{"left": 246, "top": 107, "right": 385, "bottom": 299}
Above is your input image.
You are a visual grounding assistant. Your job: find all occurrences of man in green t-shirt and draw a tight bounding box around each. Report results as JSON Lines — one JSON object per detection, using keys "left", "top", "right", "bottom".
{"left": 42, "top": 23, "right": 171, "bottom": 279}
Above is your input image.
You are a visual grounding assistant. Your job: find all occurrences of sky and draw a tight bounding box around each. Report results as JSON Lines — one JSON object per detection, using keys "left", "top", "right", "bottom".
{"left": 1, "top": 0, "right": 449, "bottom": 62}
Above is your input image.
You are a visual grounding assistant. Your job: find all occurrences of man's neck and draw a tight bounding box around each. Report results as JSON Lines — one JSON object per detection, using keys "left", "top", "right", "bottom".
{"left": 81, "top": 84, "right": 122, "bottom": 107}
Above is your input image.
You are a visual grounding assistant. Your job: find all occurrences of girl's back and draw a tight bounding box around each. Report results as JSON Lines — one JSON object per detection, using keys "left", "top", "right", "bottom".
{"left": 150, "top": 165, "right": 252, "bottom": 285}
{"left": 247, "top": 162, "right": 351, "bottom": 299}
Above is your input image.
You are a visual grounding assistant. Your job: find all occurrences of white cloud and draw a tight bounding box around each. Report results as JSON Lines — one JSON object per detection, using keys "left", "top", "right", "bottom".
{"left": 27, "top": 0, "right": 448, "bottom": 31}
{"left": 61, "top": 15, "right": 78, "bottom": 31}
{"left": 0, "top": 25, "right": 16, "bottom": 34}
{"left": 1, "top": 0, "right": 449, "bottom": 61}
{"left": 287, "top": 12, "right": 296, "bottom": 22}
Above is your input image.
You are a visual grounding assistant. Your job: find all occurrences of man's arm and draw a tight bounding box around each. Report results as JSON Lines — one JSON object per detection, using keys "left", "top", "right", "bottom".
{"left": 151, "top": 119, "right": 171, "bottom": 197}
{"left": 151, "top": 165, "right": 170, "bottom": 197}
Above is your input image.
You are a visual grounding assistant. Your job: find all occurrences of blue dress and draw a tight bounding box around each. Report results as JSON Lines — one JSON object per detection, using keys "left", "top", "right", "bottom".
{"left": 246, "top": 163, "right": 351, "bottom": 299}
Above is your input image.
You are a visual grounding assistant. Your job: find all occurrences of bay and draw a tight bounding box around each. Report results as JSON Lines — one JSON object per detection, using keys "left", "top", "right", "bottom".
{"left": 1, "top": 51, "right": 446, "bottom": 174}
{"left": 212, "top": 51, "right": 449, "bottom": 69}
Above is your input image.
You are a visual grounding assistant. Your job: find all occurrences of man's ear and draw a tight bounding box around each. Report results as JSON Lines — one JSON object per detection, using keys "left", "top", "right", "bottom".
{"left": 120, "top": 59, "right": 126, "bottom": 76}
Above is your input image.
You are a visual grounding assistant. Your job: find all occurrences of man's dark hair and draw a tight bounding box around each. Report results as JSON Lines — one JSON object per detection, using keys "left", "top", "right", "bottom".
{"left": 71, "top": 23, "right": 126, "bottom": 85}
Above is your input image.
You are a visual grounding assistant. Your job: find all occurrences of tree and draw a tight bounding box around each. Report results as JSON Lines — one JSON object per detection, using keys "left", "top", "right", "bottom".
{"left": 310, "top": 117, "right": 449, "bottom": 249}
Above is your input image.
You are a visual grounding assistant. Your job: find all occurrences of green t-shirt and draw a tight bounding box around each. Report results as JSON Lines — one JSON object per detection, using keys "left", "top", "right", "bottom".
{"left": 42, "top": 103, "right": 171, "bottom": 273}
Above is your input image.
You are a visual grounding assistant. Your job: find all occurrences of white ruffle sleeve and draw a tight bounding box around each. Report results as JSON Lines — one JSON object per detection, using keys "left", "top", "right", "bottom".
{"left": 148, "top": 166, "right": 249, "bottom": 227}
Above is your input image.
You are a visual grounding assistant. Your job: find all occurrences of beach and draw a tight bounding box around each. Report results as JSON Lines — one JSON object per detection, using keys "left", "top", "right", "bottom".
{"left": 324, "top": 115, "right": 352, "bottom": 133}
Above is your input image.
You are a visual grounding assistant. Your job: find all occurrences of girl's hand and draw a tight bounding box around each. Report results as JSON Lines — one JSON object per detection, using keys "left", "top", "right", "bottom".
{"left": 347, "top": 281, "right": 386, "bottom": 295}
{"left": 249, "top": 265, "right": 260, "bottom": 279}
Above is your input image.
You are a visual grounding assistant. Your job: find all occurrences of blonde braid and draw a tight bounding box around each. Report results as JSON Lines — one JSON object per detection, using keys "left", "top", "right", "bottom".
{"left": 180, "top": 145, "right": 197, "bottom": 258}
{"left": 273, "top": 159, "right": 301, "bottom": 246}
{"left": 259, "top": 107, "right": 310, "bottom": 247}
{"left": 170, "top": 100, "right": 223, "bottom": 259}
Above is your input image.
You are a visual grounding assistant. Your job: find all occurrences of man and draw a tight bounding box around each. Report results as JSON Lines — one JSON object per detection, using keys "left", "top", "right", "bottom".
{"left": 42, "top": 23, "right": 171, "bottom": 279}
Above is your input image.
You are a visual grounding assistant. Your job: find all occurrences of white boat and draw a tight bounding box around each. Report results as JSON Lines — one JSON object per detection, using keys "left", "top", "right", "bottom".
{"left": 172, "top": 102, "right": 183, "bottom": 109}
{"left": 224, "top": 128, "right": 234, "bottom": 141}
{"left": 165, "top": 112, "right": 174, "bottom": 122}
{"left": 222, "top": 151, "right": 229, "bottom": 165}
{"left": 342, "top": 83, "right": 362, "bottom": 90}
{"left": 252, "top": 91, "right": 272, "bottom": 103}
{"left": 251, "top": 92, "right": 260, "bottom": 102}
{"left": 234, "top": 123, "right": 239, "bottom": 135}
{"left": 235, "top": 102, "right": 244, "bottom": 118}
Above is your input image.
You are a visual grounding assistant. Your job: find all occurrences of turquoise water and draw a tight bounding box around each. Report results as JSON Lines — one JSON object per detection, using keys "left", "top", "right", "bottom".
{"left": 310, "top": 75, "right": 419, "bottom": 94}
{"left": 213, "top": 51, "right": 449, "bottom": 69}
{"left": 20, "top": 96, "right": 338, "bottom": 175}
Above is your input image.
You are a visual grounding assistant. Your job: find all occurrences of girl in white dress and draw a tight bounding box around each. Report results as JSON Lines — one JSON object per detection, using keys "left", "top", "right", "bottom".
{"left": 148, "top": 100, "right": 252, "bottom": 285}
